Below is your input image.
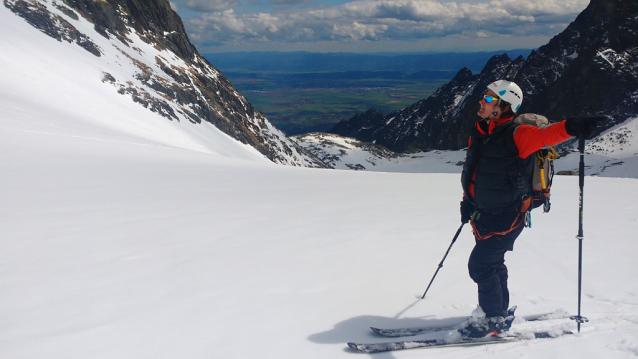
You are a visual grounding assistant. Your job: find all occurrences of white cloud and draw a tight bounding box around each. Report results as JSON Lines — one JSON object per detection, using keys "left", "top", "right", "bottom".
{"left": 182, "top": 0, "right": 589, "bottom": 47}
{"left": 332, "top": 22, "right": 389, "bottom": 40}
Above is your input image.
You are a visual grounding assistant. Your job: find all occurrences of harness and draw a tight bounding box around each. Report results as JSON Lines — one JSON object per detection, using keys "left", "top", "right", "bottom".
{"left": 462, "top": 120, "right": 534, "bottom": 240}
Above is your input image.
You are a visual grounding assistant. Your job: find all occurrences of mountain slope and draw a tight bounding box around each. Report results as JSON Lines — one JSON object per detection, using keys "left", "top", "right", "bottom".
{"left": 519, "top": 0, "right": 638, "bottom": 122}
{"left": 2, "top": 0, "right": 325, "bottom": 167}
{"left": 330, "top": 0, "right": 638, "bottom": 153}
{"left": 293, "top": 132, "right": 466, "bottom": 172}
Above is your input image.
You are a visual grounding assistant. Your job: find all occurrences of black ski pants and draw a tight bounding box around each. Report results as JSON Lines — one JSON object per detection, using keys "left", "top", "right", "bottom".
{"left": 468, "top": 221, "right": 524, "bottom": 318}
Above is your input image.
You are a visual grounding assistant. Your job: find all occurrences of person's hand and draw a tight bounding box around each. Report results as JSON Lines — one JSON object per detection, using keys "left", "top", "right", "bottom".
{"left": 565, "top": 116, "right": 608, "bottom": 139}
{"left": 460, "top": 199, "right": 474, "bottom": 224}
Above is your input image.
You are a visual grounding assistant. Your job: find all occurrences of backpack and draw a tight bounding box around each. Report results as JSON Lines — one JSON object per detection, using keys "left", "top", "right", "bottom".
{"left": 513, "top": 114, "right": 559, "bottom": 213}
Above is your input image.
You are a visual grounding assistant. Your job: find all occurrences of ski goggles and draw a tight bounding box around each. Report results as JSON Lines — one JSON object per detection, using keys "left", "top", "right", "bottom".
{"left": 483, "top": 94, "right": 499, "bottom": 103}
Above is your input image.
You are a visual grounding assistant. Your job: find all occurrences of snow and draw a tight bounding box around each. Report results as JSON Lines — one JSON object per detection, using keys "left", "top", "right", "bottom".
{"left": 293, "top": 132, "right": 467, "bottom": 172}
{"left": 294, "top": 122, "right": 638, "bottom": 178}
{"left": 0, "top": 2, "right": 266, "bottom": 162}
{"left": 3, "top": 0, "right": 317, "bottom": 167}
{"left": 2, "top": 3, "right": 638, "bottom": 359}
{"left": 553, "top": 117, "right": 638, "bottom": 178}
{"left": 597, "top": 49, "right": 616, "bottom": 69}
{"left": 4, "top": 101, "right": 638, "bottom": 358}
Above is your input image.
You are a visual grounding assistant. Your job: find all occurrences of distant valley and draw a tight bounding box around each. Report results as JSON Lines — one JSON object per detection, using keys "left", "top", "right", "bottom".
{"left": 203, "top": 50, "right": 532, "bottom": 135}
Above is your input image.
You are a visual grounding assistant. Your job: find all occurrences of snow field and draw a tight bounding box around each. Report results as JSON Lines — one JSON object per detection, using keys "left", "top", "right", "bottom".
{"left": 2, "top": 119, "right": 638, "bottom": 358}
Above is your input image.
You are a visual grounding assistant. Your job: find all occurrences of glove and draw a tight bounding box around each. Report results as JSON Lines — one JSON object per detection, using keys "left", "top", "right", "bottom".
{"left": 460, "top": 198, "right": 475, "bottom": 224}
{"left": 564, "top": 116, "right": 608, "bottom": 139}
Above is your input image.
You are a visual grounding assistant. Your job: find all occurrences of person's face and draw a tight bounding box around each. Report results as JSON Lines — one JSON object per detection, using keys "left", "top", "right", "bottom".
{"left": 478, "top": 90, "right": 501, "bottom": 120}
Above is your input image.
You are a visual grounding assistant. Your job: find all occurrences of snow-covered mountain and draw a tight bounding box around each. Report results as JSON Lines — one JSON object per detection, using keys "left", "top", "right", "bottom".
{"left": 2, "top": 0, "right": 325, "bottom": 167}
{"left": 293, "top": 132, "right": 467, "bottom": 173}
{"left": 295, "top": 122, "right": 638, "bottom": 177}
{"left": 581, "top": 116, "right": 638, "bottom": 177}
{"left": 331, "top": 0, "right": 638, "bottom": 153}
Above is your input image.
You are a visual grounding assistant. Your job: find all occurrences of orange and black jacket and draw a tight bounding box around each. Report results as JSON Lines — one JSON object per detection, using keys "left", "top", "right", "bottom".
{"left": 461, "top": 116, "right": 572, "bottom": 212}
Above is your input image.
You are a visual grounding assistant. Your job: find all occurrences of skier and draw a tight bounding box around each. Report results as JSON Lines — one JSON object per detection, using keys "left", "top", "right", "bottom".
{"left": 459, "top": 79, "right": 601, "bottom": 337}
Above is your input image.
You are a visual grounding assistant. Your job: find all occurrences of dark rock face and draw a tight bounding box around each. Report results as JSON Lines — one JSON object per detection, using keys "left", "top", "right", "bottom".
{"left": 329, "top": 108, "right": 388, "bottom": 143}
{"left": 5, "top": 0, "right": 102, "bottom": 56}
{"left": 520, "top": 0, "right": 638, "bottom": 122}
{"left": 5, "top": 0, "right": 325, "bottom": 167}
{"left": 60, "top": 0, "right": 197, "bottom": 62}
{"left": 331, "top": 0, "right": 638, "bottom": 152}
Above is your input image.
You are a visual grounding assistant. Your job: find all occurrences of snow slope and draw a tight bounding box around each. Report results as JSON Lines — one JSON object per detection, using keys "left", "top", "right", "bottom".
{"left": 581, "top": 117, "right": 638, "bottom": 177}
{"left": 0, "top": 3, "right": 266, "bottom": 162}
{"left": 2, "top": 3, "right": 638, "bottom": 359}
{"left": 3, "top": 96, "right": 638, "bottom": 358}
{"left": 293, "top": 132, "right": 467, "bottom": 173}
{"left": 1, "top": 0, "right": 321, "bottom": 166}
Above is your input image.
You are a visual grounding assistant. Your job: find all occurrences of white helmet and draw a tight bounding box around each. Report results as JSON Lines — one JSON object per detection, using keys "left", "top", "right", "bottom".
{"left": 487, "top": 80, "right": 523, "bottom": 113}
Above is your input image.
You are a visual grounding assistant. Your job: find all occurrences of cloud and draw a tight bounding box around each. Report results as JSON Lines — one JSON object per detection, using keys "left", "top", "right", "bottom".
{"left": 183, "top": 0, "right": 589, "bottom": 47}
{"left": 332, "top": 22, "right": 389, "bottom": 41}
{"left": 269, "top": 0, "right": 317, "bottom": 5}
{"left": 181, "top": 0, "right": 240, "bottom": 12}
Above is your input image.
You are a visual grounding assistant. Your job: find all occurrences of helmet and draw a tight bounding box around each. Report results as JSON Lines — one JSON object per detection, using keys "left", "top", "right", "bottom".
{"left": 487, "top": 80, "right": 523, "bottom": 113}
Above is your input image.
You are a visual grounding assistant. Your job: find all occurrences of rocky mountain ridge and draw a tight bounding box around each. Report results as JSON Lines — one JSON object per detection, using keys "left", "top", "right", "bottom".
{"left": 330, "top": 0, "right": 638, "bottom": 153}
{"left": 4, "top": 0, "right": 325, "bottom": 167}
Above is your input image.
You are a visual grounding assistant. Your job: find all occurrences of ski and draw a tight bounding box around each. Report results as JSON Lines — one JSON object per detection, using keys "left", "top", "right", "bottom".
{"left": 370, "top": 309, "right": 570, "bottom": 337}
{"left": 348, "top": 330, "right": 573, "bottom": 354}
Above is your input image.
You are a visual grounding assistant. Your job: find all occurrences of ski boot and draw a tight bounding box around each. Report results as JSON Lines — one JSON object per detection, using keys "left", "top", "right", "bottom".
{"left": 461, "top": 316, "right": 506, "bottom": 338}
{"left": 503, "top": 306, "right": 517, "bottom": 331}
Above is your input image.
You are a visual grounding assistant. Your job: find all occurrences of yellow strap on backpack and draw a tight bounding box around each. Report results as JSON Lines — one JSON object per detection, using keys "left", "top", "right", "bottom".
{"left": 536, "top": 147, "right": 559, "bottom": 190}
{"left": 539, "top": 163, "right": 547, "bottom": 189}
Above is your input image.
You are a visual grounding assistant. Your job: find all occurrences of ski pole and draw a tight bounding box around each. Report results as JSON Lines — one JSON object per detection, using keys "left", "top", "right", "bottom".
{"left": 570, "top": 135, "right": 589, "bottom": 332}
{"left": 421, "top": 223, "right": 464, "bottom": 299}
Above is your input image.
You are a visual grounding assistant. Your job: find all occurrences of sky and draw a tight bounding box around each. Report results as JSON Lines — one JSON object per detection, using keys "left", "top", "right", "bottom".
{"left": 169, "top": 0, "right": 591, "bottom": 53}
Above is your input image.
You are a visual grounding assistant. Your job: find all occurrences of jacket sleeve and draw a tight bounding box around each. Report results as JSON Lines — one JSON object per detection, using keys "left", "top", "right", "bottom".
{"left": 513, "top": 120, "right": 572, "bottom": 159}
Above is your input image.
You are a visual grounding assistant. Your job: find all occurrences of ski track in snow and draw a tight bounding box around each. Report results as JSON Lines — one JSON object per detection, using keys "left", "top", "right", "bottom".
{"left": 2, "top": 3, "right": 638, "bottom": 359}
